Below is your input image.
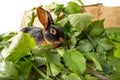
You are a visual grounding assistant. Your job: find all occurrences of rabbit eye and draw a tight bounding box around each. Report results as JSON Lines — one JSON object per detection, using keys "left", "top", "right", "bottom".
{"left": 50, "top": 28, "right": 56, "bottom": 35}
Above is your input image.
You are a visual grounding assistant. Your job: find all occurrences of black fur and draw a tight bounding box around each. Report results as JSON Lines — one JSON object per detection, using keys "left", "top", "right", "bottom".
{"left": 21, "top": 27, "right": 44, "bottom": 44}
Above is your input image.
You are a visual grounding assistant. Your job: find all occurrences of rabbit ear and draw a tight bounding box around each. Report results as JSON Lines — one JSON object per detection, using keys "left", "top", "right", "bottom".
{"left": 37, "top": 7, "right": 48, "bottom": 29}
{"left": 46, "top": 11, "right": 54, "bottom": 24}
{"left": 37, "top": 7, "right": 54, "bottom": 30}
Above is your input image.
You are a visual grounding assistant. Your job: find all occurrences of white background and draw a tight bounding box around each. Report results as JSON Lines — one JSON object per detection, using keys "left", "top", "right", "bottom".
{"left": 0, "top": 0, "right": 120, "bottom": 33}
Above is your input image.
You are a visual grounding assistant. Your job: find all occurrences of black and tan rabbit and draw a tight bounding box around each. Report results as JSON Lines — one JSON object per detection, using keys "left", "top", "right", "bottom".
{"left": 21, "top": 7, "right": 64, "bottom": 48}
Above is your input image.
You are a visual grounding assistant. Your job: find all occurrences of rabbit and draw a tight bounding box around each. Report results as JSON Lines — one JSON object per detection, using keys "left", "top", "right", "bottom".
{"left": 21, "top": 7, "right": 64, "bottom": 48}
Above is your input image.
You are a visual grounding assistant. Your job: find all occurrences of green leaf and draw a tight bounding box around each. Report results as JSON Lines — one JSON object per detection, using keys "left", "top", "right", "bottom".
{"left": 85, "top": 74, "right": 98, "bottom": 80}
{"left": 64, "top": 1, "right": 82, "bottom": 14}
{"left": 77, "top": 39, "right": 93, "bottom": 53}
{"left": 84, "top": 52, "right": 102, "bottom": 71}
{"left": 31, "top": 46, "right": 49, "bottom": 57}
{"left": 69, "top": 37, "right": 77, "bottom": 48}
{"left": 96, "top": 38, "right": 113, "bottom": 51}
{"left": 108, "top": 53, "right": 120, "bottom": 80}
{"left": 26, "top": 8, "right": 36, "bottom": 26}
{"left": 101, "top": 61, "right": 113, "bottom": 74}
{"left": 57, "top": 17, "right": 69, "bottom": 27}
{"left": 112, "top": 41, "right": 120, "bottom": 58}
{"left": 15, "top": 61, "right": 32, "bottom": 80}
{"left": 1, "top": 32, "right": 16, "bottom": 41}
{"left": 0, "top": 32, "right": 16, "bottom": 53}
{"left": 105, "top": 27, "right": 120, "bottom": 42}
{"left": 68, "top": 14, "right": 93, "bottom": 31}
{"left": 32, "top": 46, "right": 63, "bottom": 67}
{"left": 63, "top": 49, "right": 86, "bottom": 75}
{"left": 57, "top": 48, "right": 65, "bottom": 56}
{"left": 47, "top": 53, "right": 63, "bottom": 67}
{"left": 0, "top": 61, "right": 19, "bottom": 80}
{"left": 50, "top": 63, "right": 61, "bottom": 76}
{"left": 32, "top": 56, "right": 46, "bottom": 67}
{"left": 87, "top": 20, "right": 104, "bottom": 37}
{"left": 62, "top": 73, "right": 82, "bottom": 80}
{"left": 3, "top": 32, "right": 36, "bottom": 63}
{"left": 69, "top": 32, "right": 82, "bottom": 48}
{"left": 97, "top": 54, "right": 114, "bottom": 74}
{"left": 54, "top": 4, "right": 64, "bottom": 17}
{"left": 57, "top": 17, "right": 72, "bottom": 40}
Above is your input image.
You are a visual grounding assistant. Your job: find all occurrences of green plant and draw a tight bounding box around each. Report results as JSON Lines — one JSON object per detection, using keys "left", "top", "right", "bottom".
{"left": 0, "top": 1, "right": 120, "bottom": 80}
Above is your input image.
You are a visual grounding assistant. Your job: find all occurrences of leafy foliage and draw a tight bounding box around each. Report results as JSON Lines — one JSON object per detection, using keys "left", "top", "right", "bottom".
{"left": 63, "top": 49, "right": 86, "bottom": 75}
{"left": 0, "top": 61, "right": 19, "bottom": 80}
{"left": 87, "top": 19, "right": 104, "bottom": 37}
{"left": 0, "top": 1, "right": 120, "bottom": 80}
{"left": 3, "top": 32, "right": 36, "bottom": 63}
{"left": 64, "top": 1, "right": 83, "bottom": 15}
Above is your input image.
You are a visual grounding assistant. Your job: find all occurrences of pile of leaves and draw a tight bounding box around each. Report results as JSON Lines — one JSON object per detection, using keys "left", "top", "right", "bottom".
{"left": 0, "top": 1, "right": 120, "bottom": 80}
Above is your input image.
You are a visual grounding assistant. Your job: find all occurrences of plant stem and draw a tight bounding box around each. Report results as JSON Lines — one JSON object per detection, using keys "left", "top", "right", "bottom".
{"left": 86, "top": 68, "right": 109, "bottom": 80}
{"left": 24, "top": 57, "right": 47, "bottom": 79}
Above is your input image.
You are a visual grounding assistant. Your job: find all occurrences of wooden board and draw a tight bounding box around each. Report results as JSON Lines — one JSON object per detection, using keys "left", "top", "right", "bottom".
{"left": 20, "top": 3, "right": 120, "bottom": 29}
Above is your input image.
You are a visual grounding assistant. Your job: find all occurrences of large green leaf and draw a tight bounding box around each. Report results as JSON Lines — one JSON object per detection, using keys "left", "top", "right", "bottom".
{"left": 64, "top": 1, "right": 82, "bottom": 14}
{"left": 0, "top": 61, "right": 19, "bottom": 80}
{"left": 68, "top": 14, "right": 93, "bottom": 32}
{"left": 77, "top": 39, "right": 93, "bottom": 53}
{"left": 63, "top": 49, "right": 86, "bottom": 75}
{"left": 3, "top": 32, "right": 36, "bottom": 63}
{"left": 105, "top": 27, "right": 120, "bottom": 42}
{"left": 87, "top": 20, "right": 104, "bottom": 37}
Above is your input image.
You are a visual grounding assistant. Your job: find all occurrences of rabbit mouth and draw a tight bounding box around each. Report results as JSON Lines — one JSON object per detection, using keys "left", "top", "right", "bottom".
{"left": 43, "top": 37, "right": 64, "bottom": 48}
{"left": 50, "top": 41, "right": 64, "bottom": 48}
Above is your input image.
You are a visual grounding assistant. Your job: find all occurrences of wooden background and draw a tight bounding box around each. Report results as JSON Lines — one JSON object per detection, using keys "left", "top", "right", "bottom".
{"left": 20, "top": 3, "right": 120, "bottom": 29}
